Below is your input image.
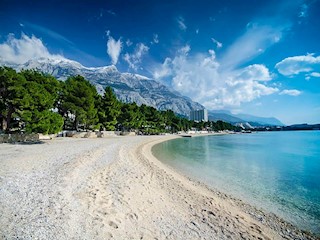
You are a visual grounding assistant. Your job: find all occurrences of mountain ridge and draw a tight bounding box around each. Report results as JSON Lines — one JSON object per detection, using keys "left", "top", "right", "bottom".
{"left": 208, "top": 110, "right": 284, "bottom": 126}
{"left": 1, "top": 57, "right": 284, "bottom": 125}
{"left": 2, "top": 58, "right": 204, "bottom": 116}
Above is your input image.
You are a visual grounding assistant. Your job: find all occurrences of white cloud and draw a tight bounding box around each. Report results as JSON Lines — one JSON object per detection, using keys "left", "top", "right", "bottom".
{"left": 221, "top": 23, "right": 284, "bottom": 70}
{"left": 177, "top": 16, "right": 187, "bottom": 31}
{"left": 153, "top": 34, "right": 159, "bottom": 44}
{"left": 280, "top": 89, "right": 302, "bottom": 96}
{"left": 123, "top": 53, "right": 133, "bottom": 69}
{"left": 310, "top": 72, "right": 320, "bottom": 77}
{"left": 211, "top": 38, "right": 222, "bottom": 48}
{"left": 126, "top": 39, "right": 133, "bottom": 47}
{"left": 196, "top": 29, "right": 199, "bottom": 34}
{"left": 153, "top": 46, "right": 278, "bottom": 109}
{"left": 275, "top": 54, "right": 320, "bottom": 76}
{"left": 24, "top": 22, "right": 74, "bottom": 45}
{"left": 236, "top": 64, "right": 272, "bottom": 81}
{"left": 107, "top": 10, "right": 116, "bottom": 16}
{"left": 299, "top": 4, "right": 308, "bottom": 18}
{"left": 179, "top": 44, "right": 191, "bottom": 55}
{"left": 135, "top": 43, "right": 149, "bottom": 59}
{"left": 107, "top": 35, "right": 122, "bottom": 65}
{"left": 0, "top": 33, "right": 65, "bottom": 65}
{"left": 153, "top": 57, "right": 172, "bottom": 79}
{"left": 123, "top": 43, "right": 149, "bottom": 71}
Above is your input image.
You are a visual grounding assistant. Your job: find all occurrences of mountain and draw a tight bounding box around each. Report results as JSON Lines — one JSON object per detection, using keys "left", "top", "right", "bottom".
{"left": 235, "top": 113, "right": 284, "bottom": 126}
{"left": 208, "top": 111, "right": 244, "bottom": 123}
{"left": 2, "top": 58, "right": 286, "bottom": 124}
{"left": 3, "top": 58, "right": 204, "bottom": 116}
{"left": 284, "top": 123, "right": 320, "bottom": 130}
{"left": 208, "top": 110, "right": 284, "bottom": 127}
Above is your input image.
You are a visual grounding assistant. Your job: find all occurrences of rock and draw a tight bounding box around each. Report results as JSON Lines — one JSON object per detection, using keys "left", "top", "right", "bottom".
{"left": 7, "top": 58, "right": 204, "bottom": 117}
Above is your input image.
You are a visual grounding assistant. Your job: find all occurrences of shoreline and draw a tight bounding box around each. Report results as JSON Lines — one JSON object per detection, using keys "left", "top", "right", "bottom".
{"left": 0, "top": 136, "right": 318, "bottom": 239}
{"left": 139, "top": 136, "right": 318, "bottom": 240}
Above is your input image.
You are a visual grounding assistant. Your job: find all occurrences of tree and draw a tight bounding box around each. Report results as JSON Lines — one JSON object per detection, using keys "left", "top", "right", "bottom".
{"left": 19, "top": 70, "right": 63, "bottom": 134}
{"left": 98, "top": 86, "right": 121, "bottom": 130}
{"left": 23, "top": 110, "right": 64, "bottom": 134}
{"left": 160, "top": 110, "right": 182, "bottom": 133}
{"left": 0, "top": 68, "right": 63, "bottom": 134}
{"left": 59, "top": 75, "right": 98, "bottom": 130}
{"left": 0, "top": 67, "right": 26, "bottom": 132}
{"left": 117, "top": 102, "right": 142, "bottom": 131}
{"left": 139, "top": 104, "right": 164, "bottom": 134}
{"left": 211, "top": 120, "right": 237, "bottom": 131}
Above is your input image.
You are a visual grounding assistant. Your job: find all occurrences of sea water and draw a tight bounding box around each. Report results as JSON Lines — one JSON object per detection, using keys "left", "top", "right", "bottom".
{"left": 152, "top": 131, "right": 320, "bottom": 234}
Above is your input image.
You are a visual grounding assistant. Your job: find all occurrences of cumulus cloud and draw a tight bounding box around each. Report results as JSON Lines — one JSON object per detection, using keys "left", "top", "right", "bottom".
{"left": 153, "top": 57, "right": 173, "bottom": 79}
{"left": 177, "top": 16, "right": 187, "bottom": 31}
{"left": 153, "top": 46, "right": 278, "bottom": 109}
{"left": 179, "top": 44, "right": 191, "bottom": 55}
{"left": 236, "top": 64, "right": 272, "bottom": 81}
{"left": 0, "top": 33, "right": 65, "bottom": 64}
{"left": 310, "top": 72, "right": 320, "bottom": 77}
{"left": 280, "top": 89, "right": 302, "bottom": 96}
{"left": 123, "top": 43, "right": 149, "bottom": 71}
{"left": 107, "top": 35, "right": 122, "bottom": 65}
{"left": 275, "top": 54, "right": 320, "bottom": 77}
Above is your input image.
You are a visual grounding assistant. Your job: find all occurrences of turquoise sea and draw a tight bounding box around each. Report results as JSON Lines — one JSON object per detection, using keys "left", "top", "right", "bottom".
{"left": 152, "top": 131, "right": 320, "bottom": 234}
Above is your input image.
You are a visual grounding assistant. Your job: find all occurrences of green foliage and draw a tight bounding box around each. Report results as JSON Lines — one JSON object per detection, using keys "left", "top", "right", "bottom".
{"left": 24, "top": 110, "right": 64, "bottom": 134}
{"left": 139, "top": 104, "right": 164, "bottom": 134}
{"left": 0, "top": 67, "right": 27, "bottom": 132}
{"left": 59, "top": 75, "right": 98, "bottom": 130}
{"left": 98, "top": 86, "right": 121, "bottom": 130}
{"left": 212, "top": 120, "right": 237, "bottom": 131}
{"left": 0, "top": 67, "right": 63, "bottom": 134}
{"left": 117, "top": 102, "right": 142, "bottom": 131}
{"left": 0, "top": 67, "right": 237, "bottom": 135}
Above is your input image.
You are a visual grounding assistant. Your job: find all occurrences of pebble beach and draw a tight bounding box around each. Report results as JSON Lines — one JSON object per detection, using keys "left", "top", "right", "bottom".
{"left": 0, "top": 136, "right": 317, "bottom": 239}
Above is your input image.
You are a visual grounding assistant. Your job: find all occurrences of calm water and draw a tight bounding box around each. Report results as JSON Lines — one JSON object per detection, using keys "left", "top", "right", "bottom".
{"left": 152, "top": 131, "right": 320, "bottom": 234}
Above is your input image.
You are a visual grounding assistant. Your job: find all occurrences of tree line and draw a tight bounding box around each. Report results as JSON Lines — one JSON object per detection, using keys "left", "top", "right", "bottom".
{"left": 0, "top": 67, "right": 237, "bottom": 134}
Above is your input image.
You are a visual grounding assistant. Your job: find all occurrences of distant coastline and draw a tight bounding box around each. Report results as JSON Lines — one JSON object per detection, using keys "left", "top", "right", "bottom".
{"left": 254, "top": 123, "right": 320, "bottom": 132}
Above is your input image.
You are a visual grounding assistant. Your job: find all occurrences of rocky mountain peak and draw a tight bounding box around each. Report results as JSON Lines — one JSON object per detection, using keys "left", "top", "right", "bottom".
{"left": 2, "top": 58, "right": 204, "bottom": 117}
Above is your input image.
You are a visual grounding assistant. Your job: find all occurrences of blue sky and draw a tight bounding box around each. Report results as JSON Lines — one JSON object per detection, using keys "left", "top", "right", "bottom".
{"left": 0, "top": 0, "right": 320, "bottom": 124}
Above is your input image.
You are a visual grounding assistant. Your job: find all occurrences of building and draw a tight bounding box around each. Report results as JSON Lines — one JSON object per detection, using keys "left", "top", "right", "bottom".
{"left": 189, "top": 109, "right": 208, "bottom": 122}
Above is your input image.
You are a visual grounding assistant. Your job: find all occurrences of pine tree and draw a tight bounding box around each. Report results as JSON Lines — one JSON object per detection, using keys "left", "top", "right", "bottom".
{"left": 59, "top": 75, "right": 98, "bottom": 131}
{"left": 0, "top": 67, "right": 63, "bottom": 134}
{"left": 0, "top": 67, "right": 26, "bottom": 132}
{"left": 98, "top": 86, "right": 121, "bottom": 131}
{"left": 117, "top": 102, "right": 142, "bottom": 131}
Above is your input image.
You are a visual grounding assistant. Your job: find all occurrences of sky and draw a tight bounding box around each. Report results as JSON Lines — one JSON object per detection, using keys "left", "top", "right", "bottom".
{"left": 0, "top": 0, "right": 320, "bottom": 125}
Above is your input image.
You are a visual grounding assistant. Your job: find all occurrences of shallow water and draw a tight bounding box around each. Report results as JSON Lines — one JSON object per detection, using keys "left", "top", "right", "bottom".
{"left": 152, "top": 131, "right": 320, "bottom": 234}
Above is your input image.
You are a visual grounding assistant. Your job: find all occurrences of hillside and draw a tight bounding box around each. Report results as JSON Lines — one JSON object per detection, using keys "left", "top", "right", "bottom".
{"left": 4, "top": 58, "right": 204, "bottom": 117}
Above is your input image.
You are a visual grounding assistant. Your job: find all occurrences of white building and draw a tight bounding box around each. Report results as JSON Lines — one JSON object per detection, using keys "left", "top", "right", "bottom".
{"left": 189, "top": 109, "right": 208, "bottom": 122}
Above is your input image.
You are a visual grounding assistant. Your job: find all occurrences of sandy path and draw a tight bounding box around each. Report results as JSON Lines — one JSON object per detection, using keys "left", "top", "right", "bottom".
{"left": 0, "top": 136, "right": 316, "bottom": 239}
